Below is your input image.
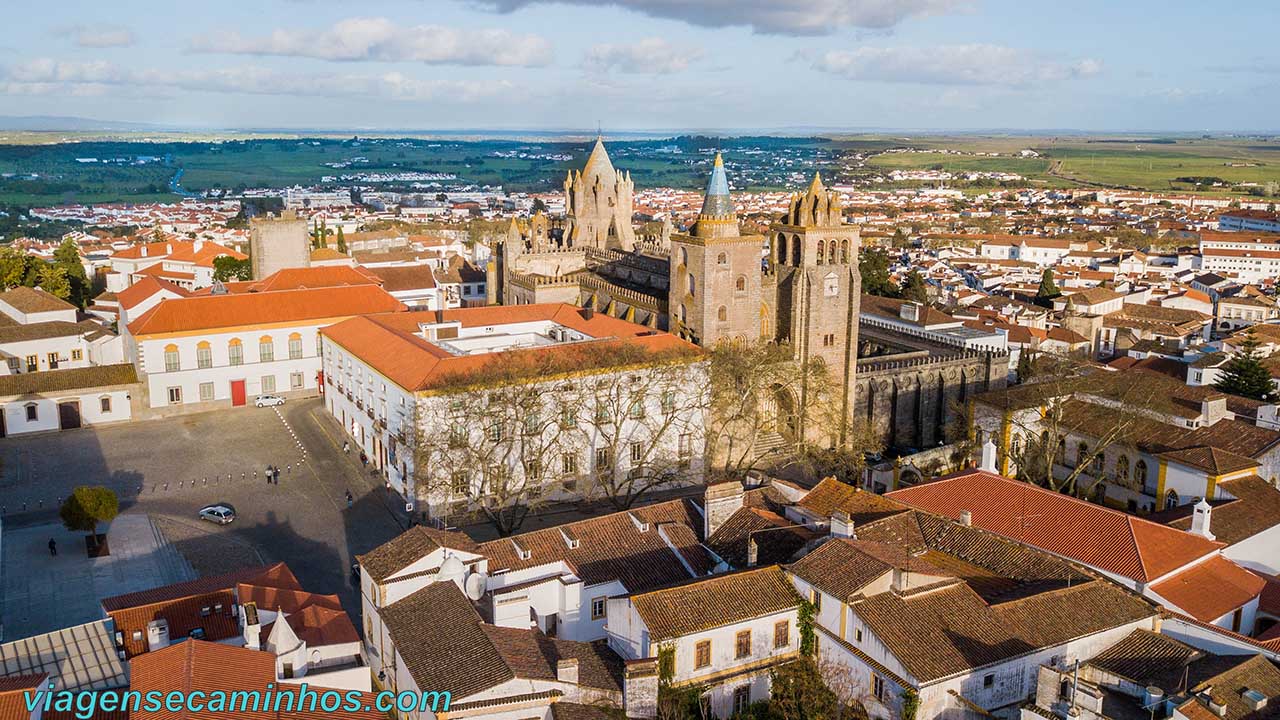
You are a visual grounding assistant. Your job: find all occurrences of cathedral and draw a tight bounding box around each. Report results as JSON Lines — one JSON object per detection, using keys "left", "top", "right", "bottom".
{"left": 488, "top": 139, "right": 1007, "bottom": 455}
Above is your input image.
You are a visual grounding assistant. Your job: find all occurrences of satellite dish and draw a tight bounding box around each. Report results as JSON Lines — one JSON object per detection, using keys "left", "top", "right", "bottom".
{"left": 464, "top": 572, "right": 487, "bottom": 600}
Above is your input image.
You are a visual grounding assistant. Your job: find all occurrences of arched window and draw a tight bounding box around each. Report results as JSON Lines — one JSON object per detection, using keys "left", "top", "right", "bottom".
{"left": 1092, "top": 483, "right": 1107, "bottom": 504}
{"left": 975, "top": 428, "right": 985, "bottom": 448}
{"left": 1055, "top": 437, "right": 1066, "bottom": 464}
{"left": 679, "top": 247, "right": 689, "bottom": 267}
{"left": 1115, "top": 455, "right": 1130, "bottom": 484}
{"left": 1076, "top": 442, "right": 1089, "bottom": 469}
{"left": 717, "top": 306, "right": 728, "bottom": 322}
{"left": 687, "top": 274, "right": 696, "bottom": 297}
{"left": 1092, "top": 452, "right": 1104, "bottom": 477}
{"left": 163, "top": 343, "right": 180, "bottom": 373}
{"left": 228, "top": 338, "right": 243, "bottom": 366}
{"left": 816, "top": 241, "right": 825, "bottom": 265}
{"left": 735, "top": 275, "right": 746, "bottom": 292}
{"left": 792, "top": 236, "right": 801, "bottom": 266}
{"left": 1134, "top": 459, "right": 1148, "bottom": 487}
{"left": 1164, "top": 489, "right": 1179, "bottom": 509}
{"left": 827, "top": 242, "right": 836, "bottom": 264}
{"left": 678, "top": 304, "right": 687, "bottom": 323}
{"left": 1010, "top": 433, "right": 1023, "bottom": 459}
{"left": 288, "top": 332, "right": 304, "bottom": 360}
{"left": 716, "top": 252, "right": 727, "bottom": 265}
{"left": 840, "top": 239, "right": 849, "bottom": 263}
{"left": 196, "top": 341, "right": 212, "bottom": 370}
{"left": 258, "top": 336, "right": 275, "bottom": 363}
{"left": 776, "top": 235, "right": 788, "bottom": 264}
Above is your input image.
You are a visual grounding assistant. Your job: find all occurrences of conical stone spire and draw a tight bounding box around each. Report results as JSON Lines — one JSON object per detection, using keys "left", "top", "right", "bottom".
{"left": 699, "top": 152, "right": 735, "bottom": 218}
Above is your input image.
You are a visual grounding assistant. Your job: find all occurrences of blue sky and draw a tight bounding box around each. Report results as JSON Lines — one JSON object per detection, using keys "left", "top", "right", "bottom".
{"left": 2, "top": 0, "right": 1277, "bottom": 132}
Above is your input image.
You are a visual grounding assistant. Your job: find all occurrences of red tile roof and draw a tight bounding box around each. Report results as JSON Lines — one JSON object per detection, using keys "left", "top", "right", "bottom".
{"left": 127, "top": 285, "right": 406, "bottom": 336}
{"left": 0, "top": 674, "right": 46, "bottom": 720}
{"left": 259, "top": 603, "right": 360, "bottom": 648}
{"left": 244, "top": 266, "right": 381, "bottom": 293}
{"left": 322, "top": 304, "right": 702, "bottom": 393}
{"left": 1149, "top": 555, "right": 1266, "bottom": 623}
{"left": 117, "top": 277, "right": 190, "bottom": 311}
{"left": 112, "top": 240, "right": 245, "bottom": 266}
{"left": 887, "top": 469, "right": 1222, "bottom": 582}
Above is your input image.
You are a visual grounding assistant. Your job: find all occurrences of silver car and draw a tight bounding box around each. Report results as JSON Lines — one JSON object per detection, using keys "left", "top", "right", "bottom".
{"left": 254, "top": 394, "right": 285, "bottom": 408}
{"left": 198, "top": 504, "right": 236, "bottom": 525}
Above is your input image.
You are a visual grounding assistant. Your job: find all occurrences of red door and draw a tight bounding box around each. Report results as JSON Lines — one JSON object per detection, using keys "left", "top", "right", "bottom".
{"left": 231, "top": 379, "right": 246, "bottom": 406}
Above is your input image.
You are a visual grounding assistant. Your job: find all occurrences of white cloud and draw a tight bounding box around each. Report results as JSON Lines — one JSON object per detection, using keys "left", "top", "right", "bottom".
{"left": 189, "top": 16, "right": 553, "bottom": 67}
{"left": 53, "top": 24, "right": 136, "bottom": 48}
{"left": 478, "top": 0, "right": 960, "bottom": 35}
{"left": 582, "top": 38, "right": 704, "bottom": 74}
{"left": 803, "top": 44, "right": 1103, "bottom": 86}
{"left": 0, "top": 58, "right": 516, "bottom": 102}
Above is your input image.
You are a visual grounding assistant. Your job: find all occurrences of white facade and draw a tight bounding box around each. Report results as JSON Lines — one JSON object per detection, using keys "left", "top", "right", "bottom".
{"left": 1, "top": 388, "right": 132, "bottom": 435}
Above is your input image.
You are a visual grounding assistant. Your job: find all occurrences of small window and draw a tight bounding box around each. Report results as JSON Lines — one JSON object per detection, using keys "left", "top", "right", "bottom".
{"left": 983, "top": 673, "right": 994, "bottom": 689}
{"left": 630, "top": 442, "right": 643, "bottom": 464}
{"left": 258, "top": 338, "right": 274, "bottom": 363}
{"left": 288, "top": 336, "right": 303, "bottom": 360}
{"left": 591, "top": 596, "right": 607, "bottom": 621}
{"left": 562, "top": 453, "right": 578, "bottom": 475}
{"left": 595, "top": 447, "right": 611, "bottom": 471}
{"left": 717, "top": 305, "right": 728, "bottom": 322}
{"left": 163, "top": 346, "right": 180, "bottom": 372}
{"left": 774, "top": 621, "right": 789, "bottom": 649}
{"left": 131, "top": 630, "right": 143, "bottom": 641}
{"left": 100, "top": 396, "right": 111, "bottom": 413}
{"left": 873, "top": 676, "right": 886, "bottom": 702}
{"left": 733, "top": 686, "right": 751, "bottom": 715}
{"left": 24, "top": 403, "right": 37, "bottom": 422}
{"left": 735, "top": 629, "right": 751, "bottom": 659}
{"left": 855, "top": 628, "right": 863, "bottom": 643}
{"left": 290, "top": 372, "right": 304, "bottom": 390}
{"left": 735, "top": 275, "right": 746, "bottom": 292}
{"left": 25, "top": 355, "right": 37, "bottom": 372}
{"left": 199, "top": 382, "right": 214, "bottom": 402}
{"left": 695, "top": 640, "right": 711, "bottom": 669}
{"left": 196, "top": 344, "right": 212, "bottom": 369}
{"left": 261, "top": 375, "right": 276, "bottom": 394}
{"left": 71, "top": 349, "right": 83, "bottom": 361}
{"left": 451, "top": 472, "right": 468, "bottom": 497}
{"left": 811, "top": 589, "right": 822, "bottom": 612}
{"left": 716, "top": 252, "right": 727, "bottom": 265}
{"left": 167, "top": 387, "right": 182, "bottom": 405}
{"left": 228, "top": 341, "right": 243, "bottom": 366}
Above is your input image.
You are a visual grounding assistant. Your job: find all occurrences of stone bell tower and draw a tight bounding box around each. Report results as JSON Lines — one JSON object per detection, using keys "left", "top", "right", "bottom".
{"left": 563, "top": 137, "right": 636, "bottom": 251}
{"left": 769, "top": 173, "right": 862, "bottom": 445}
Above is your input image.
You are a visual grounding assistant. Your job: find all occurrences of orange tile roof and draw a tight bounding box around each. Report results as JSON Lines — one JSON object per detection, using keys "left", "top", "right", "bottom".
{"left": 259, "top": 603, "right": 360, "bottom": 648}
{"left": 128, "top": 285, "right": 406, "bottom": 336}
{"left": 135, "top": 264, "right": 196, "bottom": 281}
{"left": 245, "top": 266, "right": 381, "bottom": 293}
{"left": 112, "top": 240, "right": 245, "bottom": 266}
{"left": 887, "top": 469, "right": 1222, "bottom": 582}
{"left": 129, "top": 641, "right": 278, "bottom": 720}
{"left": 108, "top": 589, "right": 240, "bottom": 658}
{"left": 117, "top": 276, "right": 190, "bottom": 311}
{"left": 1149, "top": 555, "right": 1266, "bottom": 623}
{"left": 0, "top": 674, "right": 47, "bottom": 720}
{"left": 322, "top": 304, "right": 703, "bottom": 393}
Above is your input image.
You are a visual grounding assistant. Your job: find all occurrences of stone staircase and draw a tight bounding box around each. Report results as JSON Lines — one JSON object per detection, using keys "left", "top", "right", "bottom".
{"left": 147, "top": 517, "right": 197, "bottom": 585}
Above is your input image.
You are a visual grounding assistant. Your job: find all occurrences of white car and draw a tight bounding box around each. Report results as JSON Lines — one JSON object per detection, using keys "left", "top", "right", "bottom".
{"left": 254, "top": 394, "right": 285, "bottom": 408}
{"left": 198, "top": 504, "right": 237, "bottom": 525}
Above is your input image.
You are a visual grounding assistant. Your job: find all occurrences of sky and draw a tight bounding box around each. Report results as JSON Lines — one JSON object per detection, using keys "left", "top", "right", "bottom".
{"left": 1, "top": 0, "right": 1278, "bottom": 133}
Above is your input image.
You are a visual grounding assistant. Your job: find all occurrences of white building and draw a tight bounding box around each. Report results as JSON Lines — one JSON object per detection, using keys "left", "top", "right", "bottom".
{"left": 106, "top": 238, "right": 245, "bottom": 292}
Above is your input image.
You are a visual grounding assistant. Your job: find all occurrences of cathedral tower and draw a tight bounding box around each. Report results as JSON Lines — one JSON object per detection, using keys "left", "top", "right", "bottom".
{"left": 563, "top": 138, "right": 636, "bottom": 251}
{"left": 668, "top": 153, "right": 764, "bottom": 346}
{"left": 770, "top": 172, "right": 862, "bottom": 445}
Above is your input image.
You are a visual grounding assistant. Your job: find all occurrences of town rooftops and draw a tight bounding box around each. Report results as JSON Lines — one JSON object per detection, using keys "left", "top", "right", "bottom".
{"left": 241, "top": 265, "right": 381, "bottom": 293}
{"left": 111, "top": 239, "right": 245, "bottom": 265}
{"left": 1157, "top": 446, "right": 1259, "bottom": 475}
{"left": 1175, "top": 654, "right": 1280, "bottom": 720}
{"left": 0, "top": 619, "right": 128, "bottom": 692}
{"left": 794, "top": 476, "right": 910, "bottom": 526}
{"left": 1152, "top": 475, "right": 1280, "bottom": 546}
{"left": 0, "top": 286, "right": 77, "bottom": 314}
{"left": 627, "top": 565, "right": 801, "bottom": 641}
{"left": 365, "top": 264, "right": 437, "bottom": 292}
{"left": 356, "top": 525, "right": 480, "bottom": 582}
{"left": 1148, "top": 554, "right": 1267, "bottom": 624}
{"left": 116, "top": 276, "right": 189, "bottom": 310}
{"left": 887, "top": 469, "right": 1221, "bottom": 583}
{"left": 322, "top": 304, "right": 702, "bottom": 394}
{"left": 0, "top": 363, "right": 138, "bottom": 397}
{"left": 127, "top": 284, "right": 406, "bottom": 336}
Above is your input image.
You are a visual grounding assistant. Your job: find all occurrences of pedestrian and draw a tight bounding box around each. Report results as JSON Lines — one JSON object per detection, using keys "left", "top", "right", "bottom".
{"left": 273, "top": 467, "right": 280, "bottom": 485}
{"left": 345, "top": 490, "right": 353, "bottom": 509}
{"left": 359, "top": 451, "right": 368, "bottom": 467}
{"left": 265, "top": 465, "right": 272, "bottom": 484}
{"left": 343, "top": 441, "right": 350, "bottom": 454}
{"left": 48, "top": 538, "right": 56, "bottom": 556}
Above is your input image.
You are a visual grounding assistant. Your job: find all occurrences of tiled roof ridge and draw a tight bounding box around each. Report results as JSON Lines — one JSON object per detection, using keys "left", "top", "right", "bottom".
{"left": 628, "top": 562, "right": 782, "bottom": 600}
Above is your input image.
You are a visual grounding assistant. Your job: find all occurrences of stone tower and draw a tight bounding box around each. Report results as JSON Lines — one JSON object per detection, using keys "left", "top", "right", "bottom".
{"left": 563, "top": 138, "right": 636, "bottom": 251}
{"left": 769, "top": 173, "right": 862, "bottom": 445}
{"left": 668, "top": 153, "right": 763, "bottom": 346}
{"left": 249, "top": 210, "right": 310, "bottom": 280}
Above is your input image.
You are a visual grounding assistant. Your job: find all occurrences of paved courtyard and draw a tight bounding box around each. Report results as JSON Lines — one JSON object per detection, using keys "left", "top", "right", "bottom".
{"left": 1, "top": 514, "right": 195, "bottom": 640}
{"left": 0, "top": 399, "right": 406, "bottom": 625}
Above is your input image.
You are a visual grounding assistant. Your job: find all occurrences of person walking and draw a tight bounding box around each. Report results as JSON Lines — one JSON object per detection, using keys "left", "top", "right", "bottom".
{"left": 273, "top": 466, "right": 280, "bottom": 485}
{"left": 345, "top": 490, "right": 353, "bottom": 509}
{"left": 343, "top": 441, "right": 350, "bottom": 454}
{"left": 265, "top": 465, "right": 273, "bottom": 484}
{"left": 359, "top": 451, "right": 368, "bottom": 467}
{"left": 48, "top": 538, "right": 57, "bottom": 556}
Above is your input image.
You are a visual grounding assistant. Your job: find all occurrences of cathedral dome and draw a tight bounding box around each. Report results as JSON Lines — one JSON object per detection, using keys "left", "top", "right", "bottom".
{"left": 581, "top": 137, "right": 616, "bottom": 187}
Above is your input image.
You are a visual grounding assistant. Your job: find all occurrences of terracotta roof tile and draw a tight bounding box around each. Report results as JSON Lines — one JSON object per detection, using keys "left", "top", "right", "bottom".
{"left": 0, "top": 286, "right": 76, "bottom": 314}
{"left": 1148, "top": 555, "right": 1266, "bottom": 623}
{"left": 259, "top": 603, "right": 359, "bottom": 648}
{"left": 127, "top": 285, "right": 406, "bottom": 336}
{"left": 795, "top": 477, "right": 910, "bottom": 526}
{"left": 245, "top": 266, "right": 380, "bottom": 293}
{"left": 629, "top": 565, "right": 800, "bottom": 641}
{"left": 0, "top": 363, "right": 137, "bottom": 397}
{"left": 887, "top": 470, "right": 1221, "bottom": 582}
{"left": 356, "top": 526, "right": 479, "bottom": 582}
{"left": 480, "top": 625, "right": 623, "bottom": 691}
{"left": 1084, "top": 629, "right": 1202, "bottom": 687}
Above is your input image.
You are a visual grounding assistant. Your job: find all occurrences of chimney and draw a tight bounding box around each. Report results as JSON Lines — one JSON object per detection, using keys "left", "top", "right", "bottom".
{"left": 242, "top": 601, "right": 261, "bottom": 650}
{"left": 623, "top": 659, "right": 659, "bottom": 719}
{"left": 829, "top": 510, "right": 854, "bottom": 539}
{"left": 980, "top": 437, "right": 998, "bottom": 472}
{"left": 1190, "top": 498, "right": 1215, "bottom": 540}
{"left": 1200, "top": 394, "right": 1228, "bottom": 426}
{"left": 959, "top": 510, "right": 973, "bottom": 527}
{"left": 900, "top": 302, "right": 922, "bottom": 323}
{"left": 891, "top": 567, "right": 909, "bottom": 593}
{"left": 140, "top": 245, "right": 148, "bottom": 257}
{"left": 556, "top": 658, "right": 579, "bottom": 685}
{"left": 703, "top": 480, "right": 744, "bottom": 538}
{"left": 194, "top": 238, "right": 204, "bottom": 253}
{"left": 747, "top": 537, "right": 758, "bottom": 567}
{"left": 146, "top": 619, "right": 170, "bottom": 651}
{"left": 165, "top": 243, "right": 172, "bottom": 254}
{"left": 582, "top": 306, "right": 595, "bottom": 320}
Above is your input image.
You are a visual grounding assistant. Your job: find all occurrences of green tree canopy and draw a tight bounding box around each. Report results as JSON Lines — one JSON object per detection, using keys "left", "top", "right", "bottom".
{"left": 859, "top": 248, "right": 898, "bottom": 298}
{"left": 212, "top": 256, "right": 252, "bottom": 282}
{"left": 60, "top": 485, "right": 120, "bottom": 534}
{"left": 1036, "top": 268, "right": 1060, "bottom": 299}
{"left": 53, "top": 239, "right": 90, "bottom": 307}
{"left": 336, "top": 227, "right": 347, "bottom": 254}
{"left": 1215, "top": 329, "right": 1279, "bottom": 402}
{"left": 900, "top": 269, "right": 928, "bottom": 304}
{"left": 36, "top": 264, "right": 72, "bottom": 300}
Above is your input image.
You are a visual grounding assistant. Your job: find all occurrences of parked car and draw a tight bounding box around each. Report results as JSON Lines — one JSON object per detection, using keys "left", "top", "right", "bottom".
{"left": 254, "top": 394, "right": 285, "bottom": 408}
{"left": 198, "top": 503, "right": 237, "bottom": 525}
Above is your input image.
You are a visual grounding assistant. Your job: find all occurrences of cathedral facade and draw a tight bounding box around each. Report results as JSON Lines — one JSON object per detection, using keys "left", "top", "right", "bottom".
{"left": 488, "top": 140, "right": 1007, "bottom": 454}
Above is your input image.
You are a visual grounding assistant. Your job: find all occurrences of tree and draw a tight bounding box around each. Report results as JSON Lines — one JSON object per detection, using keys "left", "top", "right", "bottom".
{"left": 0, "top": 247, "right": 31, "bottom": 289}
{"left": 212, "top": 256, "right": 252, "bottom": 282}
{"left": 1215, "top": 328, "right": 1278, "bottom": 402}
{"left": 899, "top": 269, "right": 928, "bottom": 304}
{"left": 858, "top": 248, "right": 898, "bottom": 298}
{"left": 1036, "top": 268, "right": 1060, "bottom": 300}
{"left": 1016, "top": 350, "right": 1037, "bottom": 383}
{"left": 54, "top": 239, "right": 90, "bottom": 307}
{"left": 60, "top": 485, "right": 119, "bottom": 536}
{"left": 531, "top": 198, "right": 547, "bottom": 214}
{"left": 889, "top": 227, "right": 909, "bottom": 248}
{"left": 35, "top": 264, "right": 71, "bottom": 300}
{"left": 335, "top": 227, "right": 347, "bottom": 254}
